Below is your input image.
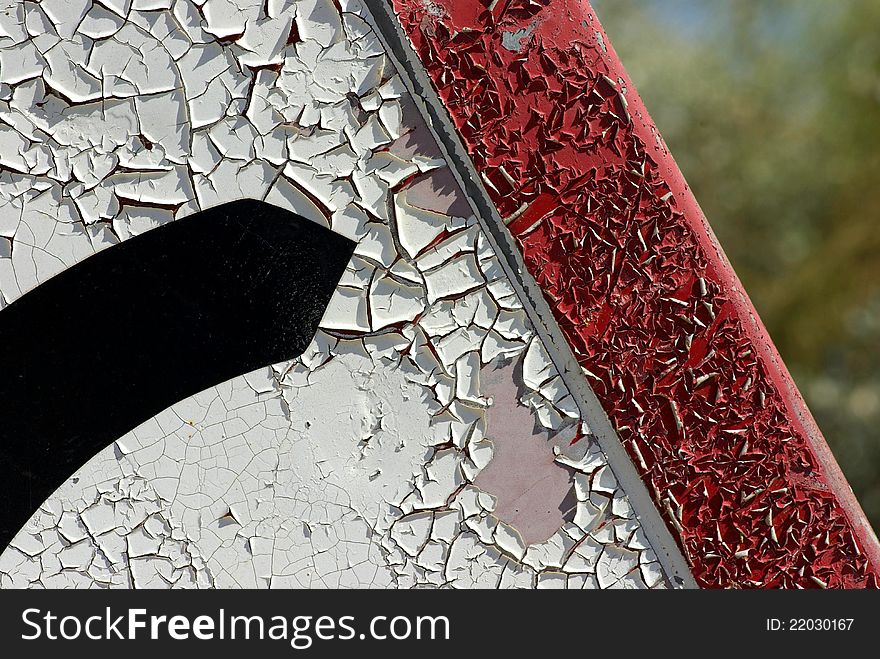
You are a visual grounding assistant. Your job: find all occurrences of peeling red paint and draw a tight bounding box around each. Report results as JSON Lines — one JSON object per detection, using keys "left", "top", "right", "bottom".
{"left": 392, "top": 0, "right": 880, "bottom": 588}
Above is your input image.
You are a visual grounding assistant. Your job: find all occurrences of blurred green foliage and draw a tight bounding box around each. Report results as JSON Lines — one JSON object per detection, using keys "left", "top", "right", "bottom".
{"left": 591, "top": 0, "right": 880, "bottom": 528}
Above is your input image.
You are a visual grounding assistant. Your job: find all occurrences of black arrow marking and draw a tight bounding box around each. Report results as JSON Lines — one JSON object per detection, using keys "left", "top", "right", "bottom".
{"left": 0, "top": 198, "right": 355, "bottom": 550}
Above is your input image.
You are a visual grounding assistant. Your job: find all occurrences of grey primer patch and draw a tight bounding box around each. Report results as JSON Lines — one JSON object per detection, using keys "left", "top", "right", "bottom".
{"left": 501, "top": 24, "right": 537, "bottom": 53}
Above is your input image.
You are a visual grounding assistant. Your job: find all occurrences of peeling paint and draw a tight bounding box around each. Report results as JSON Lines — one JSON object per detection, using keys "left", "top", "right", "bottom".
{"left": 0, "top": 0, "right": 669, "bottom": 589}
{"left": 390, "top": 0, "right": 880, "bottom": 588}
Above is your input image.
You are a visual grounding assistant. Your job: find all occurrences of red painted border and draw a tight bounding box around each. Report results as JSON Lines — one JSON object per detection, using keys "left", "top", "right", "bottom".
{"left": 391, "top": 0, "right": 880, "bottom": 587}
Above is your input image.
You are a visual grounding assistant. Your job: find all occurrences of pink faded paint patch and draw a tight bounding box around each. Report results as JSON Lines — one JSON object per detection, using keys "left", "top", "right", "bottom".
{"left": 475, "top": 363, "right": 574, "bottom": 546}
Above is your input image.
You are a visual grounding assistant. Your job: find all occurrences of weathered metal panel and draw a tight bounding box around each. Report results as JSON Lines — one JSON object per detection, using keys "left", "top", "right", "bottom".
{"left": 389, "top": 0, "right": 880, "bottom": 588}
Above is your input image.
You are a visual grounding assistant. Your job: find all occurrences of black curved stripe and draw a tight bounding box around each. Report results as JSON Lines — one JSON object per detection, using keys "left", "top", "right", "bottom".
{"left": 0, "top": 199, "right": 355, "bottom": 549}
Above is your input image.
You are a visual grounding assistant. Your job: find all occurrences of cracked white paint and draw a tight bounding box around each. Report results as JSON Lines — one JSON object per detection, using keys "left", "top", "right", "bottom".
{"left": 0, "top": 0, "right": 668, "bottom": 589}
